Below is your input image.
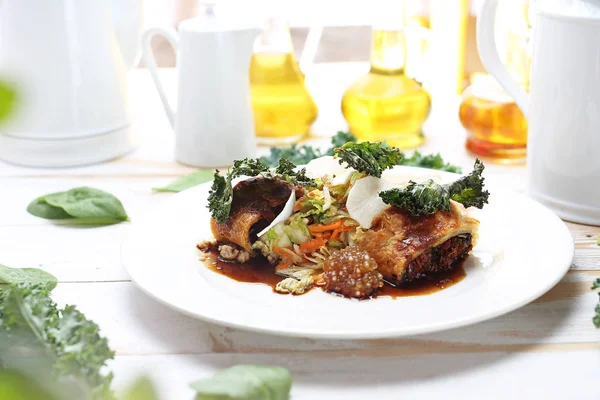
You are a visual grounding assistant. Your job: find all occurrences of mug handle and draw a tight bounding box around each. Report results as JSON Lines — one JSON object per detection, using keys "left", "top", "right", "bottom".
{"left": 141, "top": 27, "right": 179, "bottom": 128}
{"left": 477, "top": 0, "right": 529, "bottom": 116}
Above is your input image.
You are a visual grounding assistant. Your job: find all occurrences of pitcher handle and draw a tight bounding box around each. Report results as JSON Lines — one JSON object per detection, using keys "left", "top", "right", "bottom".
{"left": 477, "top": 0, "right": 529, "bottom": 116}
{"left": 141, "top": 27, "right": 179, "bottom": 128}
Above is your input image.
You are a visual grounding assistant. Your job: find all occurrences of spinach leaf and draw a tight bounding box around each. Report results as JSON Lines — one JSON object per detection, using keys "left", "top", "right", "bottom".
{"left": 27, "top": 198, "right": 72, "bottom": 219}
{"left": 153, "top": 169, "right": 214, "bottom": 193}
{"left": 27, "top": 187, "right": 129, "bottom": 224}
{"left": 0, "top": 264, "right": 57, "bottom": 290}
{"left": 189, "top": 365, "right": 292, "bottom": 400}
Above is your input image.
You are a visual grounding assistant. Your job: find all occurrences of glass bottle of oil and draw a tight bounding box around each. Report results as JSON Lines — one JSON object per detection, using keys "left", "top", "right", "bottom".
{"left": 250, "top": 17, "right": 318, "bottom": 145}
{"left": 459, "top": 0, "right": 530, "bottom": 162}
{"left": 341, "top": 9, "right": 431, "bottom": 148}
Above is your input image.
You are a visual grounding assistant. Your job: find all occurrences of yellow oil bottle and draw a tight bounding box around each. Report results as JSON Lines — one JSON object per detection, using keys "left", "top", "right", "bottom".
{"left": 341, "top": 28, "right": 431, "bottom": 148}
{"left": 250, "top": 18, "right": 318, "bottom": 144}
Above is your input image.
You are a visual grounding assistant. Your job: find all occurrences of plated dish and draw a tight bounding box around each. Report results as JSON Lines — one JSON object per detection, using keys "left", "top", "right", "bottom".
{"left": 199, "top": 142, "right": 488, "bottom": 300}
{"left": 122, "top": 143, "right": 573, "bottom": 338}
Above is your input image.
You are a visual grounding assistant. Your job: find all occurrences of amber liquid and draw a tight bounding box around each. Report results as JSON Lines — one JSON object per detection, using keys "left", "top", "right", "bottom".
{"left": 342, "top": 30, "right": 431, "bottom": 148}
{"left": 459, "top": 94, "right": 527, "bottom": 162}
{"left": 250, "top": 52, "right": 318, "bottom": 144}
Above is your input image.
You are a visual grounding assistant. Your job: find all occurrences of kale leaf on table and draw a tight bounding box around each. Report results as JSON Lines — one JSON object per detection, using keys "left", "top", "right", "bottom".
{"left": 0, "top": 282, "right": 115, "bottom": 400}
{"left": 260, "top": 131, "right": 461, "bottom": 173}
{"left": 592, "top": 278, "right": 600, "bottom": 328}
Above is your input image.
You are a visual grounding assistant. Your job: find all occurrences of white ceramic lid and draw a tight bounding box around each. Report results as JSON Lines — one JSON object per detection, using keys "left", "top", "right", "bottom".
{"left": 179, "top": 2, "right": 260, "bottom": 32}
{"left": 535, "top": 0, "right": 600, "bottom": 19}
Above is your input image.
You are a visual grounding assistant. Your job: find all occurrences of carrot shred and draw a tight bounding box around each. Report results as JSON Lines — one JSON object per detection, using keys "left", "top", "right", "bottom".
{"left": 330, "top": 229, "right": 341, "bottom": 241}
{"left": 299, "top": 237, "right": 327, "bottom": 253}
{"left": 308, "top": 220, "right": 343, "bottom": 233}
{"left": 273, "top": 247, "right": 297, "bottom": 264}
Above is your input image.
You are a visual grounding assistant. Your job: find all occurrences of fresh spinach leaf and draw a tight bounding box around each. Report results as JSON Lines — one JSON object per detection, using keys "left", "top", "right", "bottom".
{"left": 0, "top": 264, "right": 57, "bottom": 290}
{"left": 27, "top": 198, "right": 72, "bottom": 219}
{"left": 153, "top": 169, "right": 214, "bottom": 193}
{"left": 189, "top": 365, "right": 292, "bottom": 400}
{"left": 27, "top": 187, "right": 129, "bottom": 224}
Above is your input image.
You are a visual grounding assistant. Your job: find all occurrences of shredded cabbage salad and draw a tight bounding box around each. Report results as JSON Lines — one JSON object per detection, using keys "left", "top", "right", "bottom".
{"left": 252, "top": 172, "right": 365, "bottom": 294}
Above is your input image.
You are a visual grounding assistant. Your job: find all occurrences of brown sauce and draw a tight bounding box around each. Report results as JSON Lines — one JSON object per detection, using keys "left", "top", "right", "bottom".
{"left": 200, "top": 247, "right": 466, "bottom": 299}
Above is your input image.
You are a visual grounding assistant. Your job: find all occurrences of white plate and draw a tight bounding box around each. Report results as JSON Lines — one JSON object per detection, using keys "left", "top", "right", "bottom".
{"left": 122, "top": 172, "right": 574, "bottom": 339}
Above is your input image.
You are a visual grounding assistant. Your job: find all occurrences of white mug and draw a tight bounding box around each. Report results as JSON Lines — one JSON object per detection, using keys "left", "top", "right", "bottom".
{"left": 142, "top": 17, "right": 259, "bottom": 167}
{"left": 478, "top": 0, "right": 600, "bottom": 225}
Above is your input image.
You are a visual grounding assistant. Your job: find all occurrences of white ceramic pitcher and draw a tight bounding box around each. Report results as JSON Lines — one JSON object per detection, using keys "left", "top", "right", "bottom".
{"left": 0, "top": 0, "right": 143, "bottom": 167}
{"left": 142, "top": 5, "right": 259, "bottom": 167}
{"left": 478, "top": 0, "right": 600, "bottom": 225}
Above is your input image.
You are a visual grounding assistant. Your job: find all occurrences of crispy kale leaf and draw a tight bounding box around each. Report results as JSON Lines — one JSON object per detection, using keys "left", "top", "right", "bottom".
{"left": 401, "top": 151, "right": 462, "bottom": 173}
{"left": 260, "top": 132, "right": 356, "bottom": 167}
{"left": 0, "top": 283, "right": 115, "bottom": 400}
{"left": 592, "top": 278, "right": 600, "bottom": 328}
{"left": 379, "top": 159, "right": 490, "bottom": 216}
{"left": 275, "top": 159, "right": 314, "bottom": 186}
{"left": 208, "top": 158, "right": 315, "bottom": 223}
{"left": 231, "top": 158, "right": 270, "bottom": 177}
{"left": 333, "top": 142, "right": 403, "bottom": 178}
{"left": 328, "top": 131, "right": 357, "bottom": 151}
{"left": 260, "top": 131, "right": 462, "bottom": 173}
{"left": 260, "top": 144, "right": 323, "bottom": 167}
{"left": 446, "top": 159, "right": 488, "bottom": 208}
{"left": 379, "top": 180, "right": 450, "bottom": 216}
{"left": 207, "top": 171, "right": 233, "bottom": 223}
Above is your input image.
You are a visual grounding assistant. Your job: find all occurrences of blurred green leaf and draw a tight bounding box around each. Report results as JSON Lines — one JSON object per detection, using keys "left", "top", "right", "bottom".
{"left": 152, "top": 170, "right": 214, "bottom": 193}
{"left": 122, "top": 377, "right": 159, "bottom": 400}
{"left": 0, "top": 369, "right": 58, "bottom": 400}
{"left": 0, "top": 80, "right": 17, "bottom": 124}
{"left": 0, "top": 264, "right": 57, "bottom": 290}
{"left": 190, "top": 365, "right": 292, "bottom": 400}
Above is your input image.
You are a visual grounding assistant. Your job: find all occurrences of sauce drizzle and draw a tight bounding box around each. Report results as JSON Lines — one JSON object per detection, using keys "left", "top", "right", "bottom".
{"left": 201, "top": 248, "right": 466, "bottom": 299}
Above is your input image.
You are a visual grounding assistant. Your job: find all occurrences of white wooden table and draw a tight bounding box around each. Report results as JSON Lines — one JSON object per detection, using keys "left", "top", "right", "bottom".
{"left": 1, "top": 65, "right": 599, "bottom": 399}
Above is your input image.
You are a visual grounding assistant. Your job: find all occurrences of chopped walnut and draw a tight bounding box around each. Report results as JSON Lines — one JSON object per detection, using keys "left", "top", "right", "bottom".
{"left": 218, "top": 244, "right": 251, "bottom": 263}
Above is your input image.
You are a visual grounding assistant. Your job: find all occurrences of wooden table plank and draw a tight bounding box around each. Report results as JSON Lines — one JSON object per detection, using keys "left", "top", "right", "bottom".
{"left": 49, "top": 274, "right": 600, "bottom": 357}
{"left": 111, "top": 351, "right": 600, "bottom": 400}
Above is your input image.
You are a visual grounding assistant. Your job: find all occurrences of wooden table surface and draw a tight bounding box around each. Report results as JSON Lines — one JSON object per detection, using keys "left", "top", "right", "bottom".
{"left": 1, "top": 65, "right": 599, "bottom": 399}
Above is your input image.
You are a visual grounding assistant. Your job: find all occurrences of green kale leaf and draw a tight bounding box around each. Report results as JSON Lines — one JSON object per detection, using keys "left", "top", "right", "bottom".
{"left": 592, "top": 278, "right": 600, "bottom": 328}
{"left": 379, "top": 159, "right": 490, "bottom": 216}
{"left": 333, "top": 141, "right": 403, "bottom": 178}
{"left": 0, "top": 283, "right": 115, "bottom": 400}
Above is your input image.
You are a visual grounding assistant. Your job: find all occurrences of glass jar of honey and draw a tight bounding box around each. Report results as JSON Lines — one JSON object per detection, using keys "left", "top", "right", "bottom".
{"left": 460, "top": 74, "right": 527, "bottom": 161}
{"left": 460, "top": 0, "right": 530, "bottom": 162}
{"left": 341, "top": 22, "right": 431, "bottom": 149}
{"left": 250, "top": 17, "right": 318, "bottom": 145}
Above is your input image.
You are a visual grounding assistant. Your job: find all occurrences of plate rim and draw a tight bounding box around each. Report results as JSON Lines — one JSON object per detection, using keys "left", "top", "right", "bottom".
{"left": 122, "top": 177, "right": 575, "bottom": 339}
